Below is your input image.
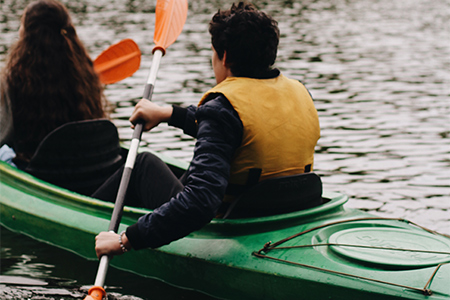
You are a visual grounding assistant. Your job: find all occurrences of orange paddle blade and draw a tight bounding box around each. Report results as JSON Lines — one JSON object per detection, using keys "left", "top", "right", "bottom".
{"left": 153, "top": 0, "right": 188, "bottom": 55}
{"left": 94, "top": 39, "right": 141, "bottom": 84}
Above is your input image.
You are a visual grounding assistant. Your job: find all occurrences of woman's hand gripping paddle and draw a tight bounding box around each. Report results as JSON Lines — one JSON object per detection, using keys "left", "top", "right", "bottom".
{"left": 94, "top": 39, "right": 141, "bottom": 84}
{"left": 84, "top": 1, "right": 188, "bottom": 299}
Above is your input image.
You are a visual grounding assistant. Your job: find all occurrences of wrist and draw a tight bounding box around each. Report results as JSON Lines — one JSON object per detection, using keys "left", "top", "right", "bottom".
{"left": 119, "top": 231, "right": 132, "bottom": 253}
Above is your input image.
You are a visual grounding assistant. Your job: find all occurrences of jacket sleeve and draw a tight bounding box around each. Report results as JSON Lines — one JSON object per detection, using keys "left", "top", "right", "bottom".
{"left": 126, "top": 95, "right": 243, "bottom": 249}
{"left": 168, "top": 105, "right": 198, "bottom": 138}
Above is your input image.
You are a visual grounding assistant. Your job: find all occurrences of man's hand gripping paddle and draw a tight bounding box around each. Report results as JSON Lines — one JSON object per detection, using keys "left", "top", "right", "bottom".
{"left": 84, "top": 0, "right": 188, "bottom": 299}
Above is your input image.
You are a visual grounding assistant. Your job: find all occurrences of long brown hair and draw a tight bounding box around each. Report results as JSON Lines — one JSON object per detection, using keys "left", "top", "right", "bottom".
{"left": 1, "top": 0, "right": 107, "bottom": 161}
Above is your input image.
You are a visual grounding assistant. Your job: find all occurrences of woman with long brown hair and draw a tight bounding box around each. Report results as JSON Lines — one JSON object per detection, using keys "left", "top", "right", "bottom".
{"left": 1, "top": 0, "right": 182, "bottom": 199}
{"left": 0, "top": 0, "right": 108, "bottom": 166}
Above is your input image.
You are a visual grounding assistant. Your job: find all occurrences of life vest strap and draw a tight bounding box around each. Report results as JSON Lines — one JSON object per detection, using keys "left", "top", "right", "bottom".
{"left": 225, "top": 168, "right": 262, "bottom": 196}
{"left": 225, "top": 165, "right": 312, "bottom": 197}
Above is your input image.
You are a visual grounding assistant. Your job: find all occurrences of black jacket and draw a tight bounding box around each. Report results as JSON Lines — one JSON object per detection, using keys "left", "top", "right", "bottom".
{"left": 126, "top": 94, "right": 243, "bottom": 249}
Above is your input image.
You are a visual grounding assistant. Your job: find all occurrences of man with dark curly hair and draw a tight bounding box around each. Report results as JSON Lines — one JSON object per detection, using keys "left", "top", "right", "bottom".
{"left": 95, "top": 2, "right": 320, "bottom": 256}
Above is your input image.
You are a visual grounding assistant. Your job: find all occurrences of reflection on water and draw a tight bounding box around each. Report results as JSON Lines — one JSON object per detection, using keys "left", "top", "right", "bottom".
{"left": 0, "top": 227, "right": 215, "bottom": 299}
{"left": 1, "top": 0, "right": 449, "bottom": 298}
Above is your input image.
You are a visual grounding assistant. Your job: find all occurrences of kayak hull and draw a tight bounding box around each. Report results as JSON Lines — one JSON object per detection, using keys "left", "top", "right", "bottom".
{"left": 1, "top": 161, "right": 449, "bottom": 300}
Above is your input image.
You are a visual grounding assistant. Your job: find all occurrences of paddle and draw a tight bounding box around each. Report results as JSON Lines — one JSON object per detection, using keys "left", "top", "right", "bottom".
{"left": 84, "top": 1, "right": 188, "bottom": 299}
{"left": 93, "top": 39, "right": 141, "bottom": 84}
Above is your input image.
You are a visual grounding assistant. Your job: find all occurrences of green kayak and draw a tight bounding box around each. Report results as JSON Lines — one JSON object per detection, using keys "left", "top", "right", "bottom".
{"left": 1, "top": 159, "right": 449, "bottom": 300}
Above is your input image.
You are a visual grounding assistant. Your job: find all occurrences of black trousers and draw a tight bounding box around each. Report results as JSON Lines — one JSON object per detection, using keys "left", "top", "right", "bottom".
{"left": 92, "top": 152, "right": 184, "bottom": 209}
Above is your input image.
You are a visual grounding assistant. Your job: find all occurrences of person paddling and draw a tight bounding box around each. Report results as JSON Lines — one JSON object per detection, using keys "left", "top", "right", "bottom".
{"left": 94, "top": 2, "right": 320, "bottom": 256}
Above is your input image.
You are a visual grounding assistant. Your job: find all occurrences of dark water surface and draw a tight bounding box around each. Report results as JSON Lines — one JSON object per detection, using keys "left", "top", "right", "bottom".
{"left": 1, "top": 0, "right": 449, "bottom": 298}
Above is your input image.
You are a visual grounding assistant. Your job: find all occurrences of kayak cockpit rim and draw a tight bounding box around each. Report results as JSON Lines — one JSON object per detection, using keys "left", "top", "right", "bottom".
{"left": 1, "top": 160, "right": 348, "bottom": 230}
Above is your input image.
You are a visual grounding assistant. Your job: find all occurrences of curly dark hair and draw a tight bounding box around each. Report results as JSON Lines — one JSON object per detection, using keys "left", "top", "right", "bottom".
{"left": 1, "top": 0, "right": 107, "bottom": 161}
{"left": 209, "top": 2, "right": 280, "bottom": 77}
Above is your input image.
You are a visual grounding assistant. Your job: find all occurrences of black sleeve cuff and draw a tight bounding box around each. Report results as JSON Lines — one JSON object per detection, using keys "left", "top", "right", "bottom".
{"left": 126, "top": 223, "right": 148, "bottom": 250}
{"left": 168, "top": 105, "right": 187, "bottom": 129}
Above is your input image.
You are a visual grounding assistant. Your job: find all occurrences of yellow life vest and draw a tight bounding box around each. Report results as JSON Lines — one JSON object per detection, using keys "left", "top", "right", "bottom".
{"left": 199, "top": 74, "right": 320, "bottom": 189}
